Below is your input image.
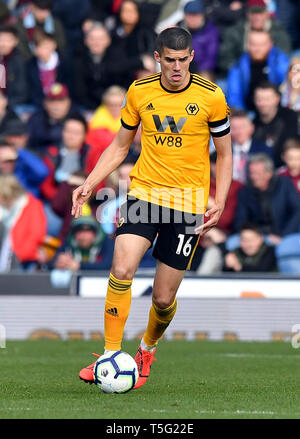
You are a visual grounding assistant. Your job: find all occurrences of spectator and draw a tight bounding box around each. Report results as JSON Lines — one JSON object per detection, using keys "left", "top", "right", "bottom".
{"left": 52, "top": 0, "right": 91, "bottom": 51}
{"left": 72, "top": 23, "right": 115, "bottom": 110}
{"left": 0, "top": 90, "right": 23, "bottom": 135}
{"left": 27, "top": 82, "right": 77, "bottom": 153}
{"left": 233, "top": 153, "right": 300, "bottom": 243}
{"left": 0, "top": 25, "right": 27, "bottom": 106}
{"left": 190, "top": 230, "right": 224, "bottom": 274}
{"left": 276, "top": 0, "right": 300, "bottom": 50}
{"left": 218, "top": 0, "right": 291, "bottom": 76}
{"left": 53, "top": 215, "right": 114, "bottom": 271}
{"left": 85, "top": 86, "right": 126, "bottom": 190}
{"left": 27, "top": 29, "right": 69, "bottom": 107}
{"left": 253, "top": 81, "right": 299, "bottom": 168}
{"left": 50, "top": 170, "right": 90, "bottom": 242}
{"left": 226, "top": 29, "right": 289, "bottom": 110}
{"left": 41, "top": 113, "right": 89, "bottom": 200}
{"left": 206, "top": 0, "right": 246, "bottom": 37}
{"left": 109, "top": 0, "right": 157, "bottom": 89}
{"left": 0, "top": 174, "right": 46, "bottom": 271}
{"left": 0, "top": 140, "right": 49, "bottom": 198}
{"left": 0, "top": 1, "right": 9, "bottom": 24}
{"left": 278, "top": 138, "right": 300, "bottom": 195}
{"left": 280, "top": 54, "right": 300, "bottom": 118}
{"left": 224, "top": 222, "right": 277, "bottom": 272}
{"left": 88, "top": 85, "right": 125, "bottom": 140}
{"left": 99, "top": 155, "right": 136, "bottom": 236}
{"left": 209, "top": 151, "right": 243, "bottom": 234}
{"left": 1, "top": 118, "right": 29, "bottom": 149}
{"left": 178, "top": 0, "right": 219, "bottom": 78}
{"left": 15, "top": 0, "right": 66, "bottom": 60}
{"left": 230, "top": 108, "right": 272, "bottom": 183}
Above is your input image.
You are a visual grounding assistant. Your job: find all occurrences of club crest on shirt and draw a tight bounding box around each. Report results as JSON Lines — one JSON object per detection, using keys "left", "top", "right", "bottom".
{"left": 185, "top": 103, "right": 199, "bottom": 115}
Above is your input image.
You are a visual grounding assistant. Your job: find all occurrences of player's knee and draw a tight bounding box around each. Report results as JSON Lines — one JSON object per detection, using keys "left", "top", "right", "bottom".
{"left": 152, "top": 295, "right": 174, "bottom": 310}
{"left": 111, "top": 266, "right": 134, "bottom": 281}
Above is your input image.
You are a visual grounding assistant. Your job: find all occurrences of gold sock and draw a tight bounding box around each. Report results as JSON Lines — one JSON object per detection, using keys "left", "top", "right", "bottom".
{"left": 104, "top": 273, "right": 132, "bottom": 351}
{"left": 143, "top": 299, "right": 177, "bottom": 347}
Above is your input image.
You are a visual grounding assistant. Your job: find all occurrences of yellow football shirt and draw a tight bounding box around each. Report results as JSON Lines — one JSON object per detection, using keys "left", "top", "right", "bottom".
{"left": 121, "top": 73, "right": 230, "bottom": 214}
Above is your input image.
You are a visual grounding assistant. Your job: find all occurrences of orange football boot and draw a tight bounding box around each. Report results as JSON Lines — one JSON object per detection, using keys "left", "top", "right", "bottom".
{"left": 133, "top": 346, "right": 157, "bottom": 389}
{"left": 79, "top": 353, "right": 101, "bottom": 384}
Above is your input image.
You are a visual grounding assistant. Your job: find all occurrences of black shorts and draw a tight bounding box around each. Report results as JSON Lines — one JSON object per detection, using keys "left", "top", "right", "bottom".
{"left": 115, "top": 196, "right": 203, "bottom": 270}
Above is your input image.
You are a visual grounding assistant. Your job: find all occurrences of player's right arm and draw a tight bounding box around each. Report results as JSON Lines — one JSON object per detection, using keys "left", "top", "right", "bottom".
{"left": 72, "top": 125, "right": 137, "bottom": 218}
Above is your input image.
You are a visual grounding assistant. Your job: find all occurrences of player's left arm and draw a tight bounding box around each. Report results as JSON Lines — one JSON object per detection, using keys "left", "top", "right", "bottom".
{"left": 195, "top": 133, "right": 232, "bottom": 235}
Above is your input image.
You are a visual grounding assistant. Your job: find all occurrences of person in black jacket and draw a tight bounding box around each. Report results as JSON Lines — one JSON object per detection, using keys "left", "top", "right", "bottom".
{"left": 0, "top": 90, "right": 22, "bottom": 135}
{"left": 253, "top": 81, "right": 299, "bottom": 168}
{"left": 72, "top": 23, "right": 115, "bottom": 110}
{"left": 233, "top": 153, "right": 300, "bottom": 243}
{"left": 27, "top": 30, "right": 70, "bottom": 107}
{"left": 0, "top": 25, "right": 27, "bottom": 106}
{"left": 224, "top": 222, "right": 277, "bottom": 272}
{"left": 108, "top": 0, "right": 157, "bottom": 89}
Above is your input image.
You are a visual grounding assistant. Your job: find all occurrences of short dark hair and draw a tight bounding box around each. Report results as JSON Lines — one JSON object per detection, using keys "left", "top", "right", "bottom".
{"left": 0, "top": 25, "right": 18, "bottom": 38}
{"left": 283, "top": 137, "right": 300, "bottom": 152}
{"left": 240, "top": 222, "right": 262, "bottom": 235}
{"left": 156, "top": 27, "right": 193, "bottom": 55}
{"left": 230, "top": 108, "right": 250, "bottom": 119}
{"left": 31, "top": 0, "right": 53, "bottom": 10}
{"left": 254, "top": 81, "right": 281, "bottom": 96}
{"left": 64, "top": 113, "right": 88, "bottom": 133}
{"left": 33, "top": 29, "right": 56, "bottom": 46}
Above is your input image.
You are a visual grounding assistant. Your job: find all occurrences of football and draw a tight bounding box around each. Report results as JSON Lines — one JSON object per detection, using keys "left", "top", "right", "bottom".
{"left": 93, "top": 350, "right": 139, "bottom": 394}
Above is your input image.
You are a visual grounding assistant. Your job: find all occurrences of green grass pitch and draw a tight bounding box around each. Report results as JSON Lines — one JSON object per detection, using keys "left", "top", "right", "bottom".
{"left": 1, "top": 340, "right": 300, "bottom": 419}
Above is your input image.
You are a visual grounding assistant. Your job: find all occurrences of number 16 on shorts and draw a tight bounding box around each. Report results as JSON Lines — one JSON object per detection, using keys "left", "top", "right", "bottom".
{"left": 176, "top": 234, "right": 193, "bottom": 256}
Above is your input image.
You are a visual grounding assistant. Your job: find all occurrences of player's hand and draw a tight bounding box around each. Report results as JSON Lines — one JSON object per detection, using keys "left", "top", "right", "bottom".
{"left": 194, "top": 202, "right": 224, "bottom": 236}
{"left": 71, "top": 183, "right": 93, "bottom": 218}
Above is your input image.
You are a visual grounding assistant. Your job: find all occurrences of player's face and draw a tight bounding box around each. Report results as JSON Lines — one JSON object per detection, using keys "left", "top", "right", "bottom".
{"left": 154, "top": 47, "right": 194, "bottom": 91}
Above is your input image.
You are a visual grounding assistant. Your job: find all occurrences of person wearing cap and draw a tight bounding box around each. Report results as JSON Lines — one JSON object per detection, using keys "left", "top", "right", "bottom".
{"left": 26, "top": 82, "right": 78, "bottom": 153}
{"left": 53, "top": 215, "right": 114, "bottom": 271}
{"left": 0, "top": 139, "right": 49, "bottom": 199}
{"left": 218, "top": 0, "right": 291, "bottom": 76}
{"left": 0, "top": 90, "right": 23, "bottom": 137}
{"left": 2, "top": 118, "right": 28, "bottom": 149}
{"left": 177, "top": 0, "right": 219, "bottom": 78}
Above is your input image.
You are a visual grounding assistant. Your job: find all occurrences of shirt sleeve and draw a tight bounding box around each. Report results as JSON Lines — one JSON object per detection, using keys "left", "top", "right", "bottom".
{"left": 208, "top": 87, "right": 231, "bottom": 138}
{"left": 120, "top": 82, "right": 141, "bottom": 130}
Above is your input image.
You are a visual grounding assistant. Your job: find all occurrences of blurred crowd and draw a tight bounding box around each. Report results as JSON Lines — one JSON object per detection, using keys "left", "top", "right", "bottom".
{"left": 0, "top": 0, "right": 300, "bottom": 278}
